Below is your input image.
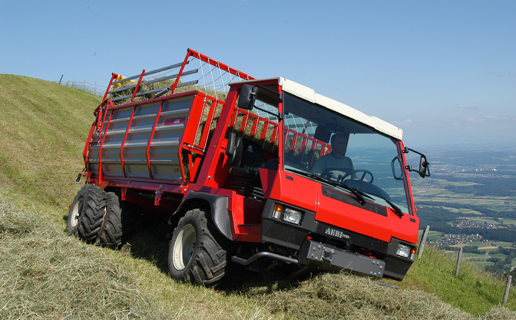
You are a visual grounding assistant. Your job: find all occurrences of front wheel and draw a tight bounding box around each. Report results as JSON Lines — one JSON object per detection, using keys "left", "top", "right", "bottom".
{"left": 67, "top": 185, "right": 89, "bottom": 235}
{"left": 168, "top": 209, "right": 227, "bottom": 285}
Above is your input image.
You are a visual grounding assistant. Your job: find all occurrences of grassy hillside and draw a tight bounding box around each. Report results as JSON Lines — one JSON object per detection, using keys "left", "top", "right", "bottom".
{"left": 1, "top": 74, "right": 516, "bottom": 319}
{"left": 0, "top": 74, "right": 97, "bottom": 223}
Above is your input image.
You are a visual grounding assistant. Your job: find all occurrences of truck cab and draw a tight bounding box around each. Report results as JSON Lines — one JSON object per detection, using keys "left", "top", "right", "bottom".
{"left": 200, "top": 77, "right": 430, "bottom": 280}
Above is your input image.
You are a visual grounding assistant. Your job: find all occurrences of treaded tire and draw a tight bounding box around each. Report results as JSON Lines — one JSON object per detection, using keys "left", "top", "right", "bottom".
{"left": 168, "top": 209, "right": 227, "bottom": 285}
{"left": 67, "top": 185, "right": 90, "bottom": 235}
{"left": 77, "top": 184, "right": 107, "bottom": 243}
{"left": 97, "top": 192, "right": 123, "bottom": 247}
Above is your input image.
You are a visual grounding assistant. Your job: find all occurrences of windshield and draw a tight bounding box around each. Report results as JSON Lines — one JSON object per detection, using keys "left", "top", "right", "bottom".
{"left": 282, "top": 92, "right": 411, "bottom": 216}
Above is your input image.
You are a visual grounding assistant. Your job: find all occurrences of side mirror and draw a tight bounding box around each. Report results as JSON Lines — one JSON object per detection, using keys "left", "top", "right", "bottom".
{"left": 403, "top": 147, "right": 431, "bottom": 178}
{"left": 418, "top": 154, "right": 430, "bottom": 178}
{"left": 237, "top": 84, "right": 257, "bottom": 110}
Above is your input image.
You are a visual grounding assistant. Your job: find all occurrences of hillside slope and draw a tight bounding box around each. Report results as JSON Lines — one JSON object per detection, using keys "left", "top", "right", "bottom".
{"left": 0, "top": 74, "right": 99, "bottom": 223}
{"left": 1, "top": 74, "right": 515, "bottom": 319}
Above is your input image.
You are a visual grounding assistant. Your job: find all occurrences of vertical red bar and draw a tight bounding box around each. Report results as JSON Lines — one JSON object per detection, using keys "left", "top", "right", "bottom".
{"left": 145, "top": 100, "right": 164, "bottom": 179}
{"left": 297, "top": 136, "right": 308, "bottom": 162}
{"left": 195, "top": 98, "right": 218, "bottom": 150}
{"left": 97, "top": 101, "right": 114, "bottom": 185}
{"left": 171, "top": 50, "right": 193, "bottom": 94}
{"left": 119, "top": 105, "right": 137, "bottom": 178}
{"left": 290, "top": 132, "right": 299, "bottom": 152}
{"left": 102, "top": 73, "right": 118, "bottom": 102}
{"left": 239, "top": 111, "right": 249, "bottom": 135}
{"left": 83, "top": 124, "right": 96, "bottom": 170}
{"left": 270, "top": 123, "right": 279, "bottom": 145}
{"left": 131, "top": 70, "right": 146, "bottom": 103}
{"left": 399, "top": 140, "right": 417, "bottom": 214}
{"left": 229, "top": 106, "right": 239, "bottom": 129}
{"left": 249, "top": 114, "right": 259, "bottom": 138}
{"left": 259, "top": 119, "right": 269, "bottom": 141}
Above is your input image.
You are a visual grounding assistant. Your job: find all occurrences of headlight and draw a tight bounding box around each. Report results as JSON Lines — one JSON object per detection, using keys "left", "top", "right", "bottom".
{"left": 282, "top": 208, "right": 302, "bottom": 225}
{"left": 396, "top": 244, "right": 411, "bottom": 258}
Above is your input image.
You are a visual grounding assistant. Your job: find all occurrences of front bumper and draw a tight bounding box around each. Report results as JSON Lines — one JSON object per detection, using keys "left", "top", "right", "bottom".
{"left": 260, "top": 199, "right": 415, "bottom": 280}
{"left": 298, "top": 240, "right": 385, "bottom": 277}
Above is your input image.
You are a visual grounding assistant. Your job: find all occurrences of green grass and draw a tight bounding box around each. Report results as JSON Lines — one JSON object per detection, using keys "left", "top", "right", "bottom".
{"left": 2, "top": 74, "right": 516, "bottom": 319}
{"left": 390, "top": 247, "right": 516, "bottom": 315}
{"left": 496, "top": 242, "right": 515, "bottom": 248}
{"left": 462, "top": 252, "right": 489, "bottom": 259}
{"left": 0, "top": 74, "right": 97, "bottom": 224}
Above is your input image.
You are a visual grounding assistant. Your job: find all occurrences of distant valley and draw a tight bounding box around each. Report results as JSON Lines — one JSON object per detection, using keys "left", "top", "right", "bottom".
{"left": 410, "top": 143, "right": 516, "bottom": 274}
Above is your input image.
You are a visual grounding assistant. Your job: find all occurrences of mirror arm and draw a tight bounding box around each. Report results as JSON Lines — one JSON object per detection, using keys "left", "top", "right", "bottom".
{"left": 403, "top": 147, "right": 423, "bottom": 156}
{"left": 403, "top": 147, "right": 431, "bottom": 178}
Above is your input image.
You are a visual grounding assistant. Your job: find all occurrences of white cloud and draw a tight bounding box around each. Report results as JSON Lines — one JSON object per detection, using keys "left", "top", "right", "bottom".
{"left": 466, "top": 118, "right": 485, "bottom": 123}
{"left": 392, "top": 119, "right": 413, "bottom": 126}
{"left": 455, "top": 104, "right": 478, "bottom": 110}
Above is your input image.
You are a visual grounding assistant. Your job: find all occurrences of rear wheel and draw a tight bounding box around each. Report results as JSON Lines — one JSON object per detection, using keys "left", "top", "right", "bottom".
{"left": 77, "top": 185, "right": 107, "bottom": 243}
{"left": 168, "top": 209, "right": 227, "bottom": 285}
{"left": 98, "top": 192, "right": 122, "bottom": 247}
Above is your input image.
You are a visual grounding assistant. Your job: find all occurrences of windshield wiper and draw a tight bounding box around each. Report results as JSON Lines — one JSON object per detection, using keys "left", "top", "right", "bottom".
{"left": 344, "top": 184, "right": 404, "bottom": 218}
{"left": 384, "top": 199, "right": 404, "bottom": 218}
{"left": 287, "top": 169, "right": 367, "bottom": 205}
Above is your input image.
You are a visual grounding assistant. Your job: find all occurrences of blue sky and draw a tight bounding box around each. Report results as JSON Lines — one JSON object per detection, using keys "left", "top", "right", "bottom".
{"left": 1, "top": 0, "right": 515, "bottom": 147}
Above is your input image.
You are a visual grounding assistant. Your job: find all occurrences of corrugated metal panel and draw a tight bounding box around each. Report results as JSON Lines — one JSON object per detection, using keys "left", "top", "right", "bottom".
{"left": 88, "top": 96, "right": 194, "bottom": 181}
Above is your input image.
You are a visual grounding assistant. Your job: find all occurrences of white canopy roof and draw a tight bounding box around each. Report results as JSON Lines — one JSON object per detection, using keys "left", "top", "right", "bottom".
{"left": 233, "top": 77, "right": 404, "bottom": 140}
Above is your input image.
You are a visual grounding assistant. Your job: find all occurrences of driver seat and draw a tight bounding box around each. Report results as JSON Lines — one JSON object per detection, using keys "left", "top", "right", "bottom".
{"left": 225, "top": 133, "right": 266, "bottom": 199}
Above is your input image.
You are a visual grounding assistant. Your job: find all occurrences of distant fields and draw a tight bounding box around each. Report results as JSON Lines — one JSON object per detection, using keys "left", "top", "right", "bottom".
{"left": 412, "top": 175, "right": 516, "bottom": 212}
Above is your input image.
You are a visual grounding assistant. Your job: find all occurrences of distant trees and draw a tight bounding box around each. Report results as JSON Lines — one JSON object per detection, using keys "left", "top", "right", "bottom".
{"left": 433, "top": 175, "right": 516, "bottom": 197}
{"left": 417, "top": 206, "right": 516, "bottom": 242}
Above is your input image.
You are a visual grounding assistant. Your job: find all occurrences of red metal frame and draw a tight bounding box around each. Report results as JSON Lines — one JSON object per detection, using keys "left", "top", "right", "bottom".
{"left": 145, "top": 100, "right": 164, "bottom": 179}
{"left": 96, "top": 100, "right": 114, "bottom": 186}
{"left": 102, "top": 74, "right": 118, "bottom": 102}
{"left": 119, "top": 105, "right": 137, "bottom": 178}
{"left": 131, "top": 70, "right": 146, "bottom": 103}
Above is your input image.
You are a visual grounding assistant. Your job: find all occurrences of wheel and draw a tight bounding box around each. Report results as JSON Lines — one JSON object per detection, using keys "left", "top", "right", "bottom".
{"left": 168, "top": 209, "right": 227, "bottom": 285}
{"left": 97, "top": 192, "right": 122, "bottom": 247}
{"left": 67, "top": 185, "right": 89, "bottom": 235}
{"left": 341, "top": 169, "right": 374, "bottom": 183}
{"left": 77, "top": 184, "right": 107, "bottom": 243}
{"left": 98, "top": 192, "right": 140, "bottom": 247}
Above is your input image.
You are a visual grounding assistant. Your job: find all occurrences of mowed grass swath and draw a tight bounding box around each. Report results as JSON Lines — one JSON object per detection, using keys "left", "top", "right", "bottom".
{"left": 0, "top": 73, "right": 516, "bottom": 319}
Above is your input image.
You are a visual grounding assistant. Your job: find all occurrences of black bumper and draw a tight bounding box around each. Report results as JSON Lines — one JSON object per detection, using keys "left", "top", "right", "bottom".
{"left": 260, "top": 199, "right": 415, "bottom": 280}
{"left": 298, "top": 240, "right": 385, "bottom": 278}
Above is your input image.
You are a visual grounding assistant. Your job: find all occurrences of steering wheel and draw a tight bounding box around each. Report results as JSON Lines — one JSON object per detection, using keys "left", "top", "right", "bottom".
{"left": 340, "top": 169, "right": 374, "bottom": 183}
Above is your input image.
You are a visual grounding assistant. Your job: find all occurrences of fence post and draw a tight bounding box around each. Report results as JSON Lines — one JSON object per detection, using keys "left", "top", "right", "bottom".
{"left": 455, "top": 247, "right": 463, "bottom": 277}
{"left": 94, "top": 82, "right": 97, "bottom": 95}
{"left": 83, "top": 80, "right": 86, "bottom": 91}
{"left": 418, "top": 225, "right": 430, "bottom": 259}
{"left": 504, "top": 275, "right": 512, "bottom": 304}
{"left": 59, "top": 75, "right": 63, "bottom": 84}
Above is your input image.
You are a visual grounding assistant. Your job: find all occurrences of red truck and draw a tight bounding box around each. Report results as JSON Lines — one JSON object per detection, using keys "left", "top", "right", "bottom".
{"left": 67, "top": 49, "right": 430, "bottom": 285}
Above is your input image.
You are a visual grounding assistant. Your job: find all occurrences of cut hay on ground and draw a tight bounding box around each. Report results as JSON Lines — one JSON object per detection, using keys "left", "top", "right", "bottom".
{"left": 0, "top": 197, "right": 169, "bottom": 319}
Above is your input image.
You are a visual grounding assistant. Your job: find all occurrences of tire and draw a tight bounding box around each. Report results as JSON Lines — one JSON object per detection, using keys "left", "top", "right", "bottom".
{"left": 67, "top": 185, "right": 89, "bottom": 235}
{"left": 97, "top": 192, "right": 123, "bottom": 247}
{"left": 168, "top": 209, "right": 227, "bottom": 285}
{"left": 77, "top": 184, "right": 107, "bottom": 243}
